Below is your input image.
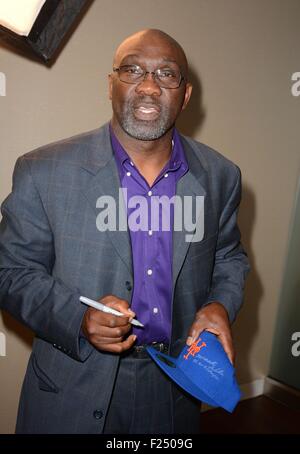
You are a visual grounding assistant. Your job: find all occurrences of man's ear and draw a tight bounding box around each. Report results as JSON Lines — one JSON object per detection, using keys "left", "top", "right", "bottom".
{"left": 108, "top": 74, "right": 113, "bottom": 100}
{"left": 181, "top": 82, "right": 193, "bottom": 112}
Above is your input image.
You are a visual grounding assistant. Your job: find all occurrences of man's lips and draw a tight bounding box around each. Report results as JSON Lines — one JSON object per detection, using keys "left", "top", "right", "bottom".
{"left": 133, "top": 103, "right": 161, "bottom": 120}
{"left": 134, "top": 103, "right": 161, "bottom": 112}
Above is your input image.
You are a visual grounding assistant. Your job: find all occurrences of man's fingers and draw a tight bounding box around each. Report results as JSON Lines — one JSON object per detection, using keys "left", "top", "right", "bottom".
{"left": 218, "top": 332, "right": 235, "bottom": 365}
{"left": 99, "top": 334, "right": 137, "bottom": 353}
{"left": 91, "top": 335, "right": 123, "bottom": 345}
{"left": 203, "top": 327, "right": 220, "bottom": 337}
{"left": 186, "top": 324, "right": 202, "bottom": 346}
{"left": 118, "top": 334, "right": 137, "bottom": 352}
{"left": 83, "top": 296, "right": 138, "bottom": 353}
{"left": 187, "top": 327, "right": 235, "bottom": 365}
{"left": 90, "top": 323, "right": 131, "bottom": 340}
{"left": 185, "top": 322, "right": 235, "bottom": 364}
{"left": 106, "top": 300, "right": 136, "bottom": 319}
{"left": 185, "top": 303, "right": 235, "bottom": 364}
{"left": 90, "top": 309, "right": 131, "bottom": 327}
{"left": 186, "top": 316, "right": 212, "bottom": 345}
{"left": 205, "top": 327, "right": 235, "bottom": 364}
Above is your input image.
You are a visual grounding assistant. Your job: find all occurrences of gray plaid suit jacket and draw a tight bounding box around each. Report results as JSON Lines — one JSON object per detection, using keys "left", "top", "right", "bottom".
{"left": 0, "top": 123, "right": 249, "bottom": 433}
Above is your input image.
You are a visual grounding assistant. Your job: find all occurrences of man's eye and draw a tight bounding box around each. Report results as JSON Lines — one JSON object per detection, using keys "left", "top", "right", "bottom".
{"left": 159, "top": 70, "right": 176, "bottom": 78}
{"left": 124, "top": 66, "right": 141, "bottom": 74}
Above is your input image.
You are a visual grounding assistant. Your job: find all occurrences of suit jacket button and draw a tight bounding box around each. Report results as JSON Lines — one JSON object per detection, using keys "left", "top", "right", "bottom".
{"left": 93, "top": 410, "right": 103, "bottom": 419}
{"left": 125, "top": 281, "right": 132, "bottom": 291}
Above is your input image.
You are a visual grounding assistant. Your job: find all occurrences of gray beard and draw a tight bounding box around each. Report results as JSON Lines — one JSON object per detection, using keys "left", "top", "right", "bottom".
{"left": 118, "top": 101, "right": 173, "bottom": 141}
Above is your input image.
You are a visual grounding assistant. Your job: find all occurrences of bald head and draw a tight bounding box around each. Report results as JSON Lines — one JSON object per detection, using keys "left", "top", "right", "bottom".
{"left": 113, "top": 29, "right": 189, "bottom": 80}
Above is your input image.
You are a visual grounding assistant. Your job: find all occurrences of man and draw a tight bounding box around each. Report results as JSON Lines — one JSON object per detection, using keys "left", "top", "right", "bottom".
{"left": 0, "top": 29, "right": 249, "bottom": 434}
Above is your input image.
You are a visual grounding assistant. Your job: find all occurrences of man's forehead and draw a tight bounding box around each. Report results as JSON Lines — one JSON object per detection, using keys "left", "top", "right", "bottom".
{"left": 117, "top": 50, "right": 181, "bottom": 66}
{"left": 113, "top": 31, "right": 187, "bottom": 69}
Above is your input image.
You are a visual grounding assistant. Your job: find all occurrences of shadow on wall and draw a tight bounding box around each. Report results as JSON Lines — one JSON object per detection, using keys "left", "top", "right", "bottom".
{"left": 176, "top": 64, "right": 206, "bottom": 137}
{"left": 234, "top": 184, "right": 263, "bottom": 383}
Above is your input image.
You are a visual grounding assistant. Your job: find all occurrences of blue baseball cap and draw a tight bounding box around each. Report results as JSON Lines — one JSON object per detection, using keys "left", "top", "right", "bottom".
{"left": 146, "top": 331, "right": 241, "bottom": 413}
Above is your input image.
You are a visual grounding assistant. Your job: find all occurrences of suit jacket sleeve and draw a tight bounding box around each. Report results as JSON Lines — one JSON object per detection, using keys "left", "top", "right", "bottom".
{"left": 0, "top": 156, "right": 93, "bottom": 361}
{"left": 204, "top": 165, "right": 250, "bottom": 323}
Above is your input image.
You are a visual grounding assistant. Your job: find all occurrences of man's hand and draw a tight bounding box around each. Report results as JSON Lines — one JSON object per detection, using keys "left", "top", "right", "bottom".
{"left": 186, "top": 302, "right": 235, "bottom": 365}
{"left": 81, "top": 294, "right": 137, "bottom": 354}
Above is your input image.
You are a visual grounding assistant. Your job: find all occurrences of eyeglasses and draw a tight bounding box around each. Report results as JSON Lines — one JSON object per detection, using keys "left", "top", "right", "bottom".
{"left": 113, "top": 64, "right": 184, "bottom": 89}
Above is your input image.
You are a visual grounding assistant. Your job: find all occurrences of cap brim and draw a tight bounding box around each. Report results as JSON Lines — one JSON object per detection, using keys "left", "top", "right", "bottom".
{"left": 146, "top": 347, "right": 218, "bottom": 408}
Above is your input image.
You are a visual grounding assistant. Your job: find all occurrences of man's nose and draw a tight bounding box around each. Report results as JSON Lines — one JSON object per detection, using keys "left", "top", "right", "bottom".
{"left": 135, "top": 72, "right": 162, "bottom": 96}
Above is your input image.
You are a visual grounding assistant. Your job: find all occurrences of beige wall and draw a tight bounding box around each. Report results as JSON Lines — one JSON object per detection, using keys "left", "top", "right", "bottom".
{"left": 0, "top": 0, "right": 299, "bottom": 433}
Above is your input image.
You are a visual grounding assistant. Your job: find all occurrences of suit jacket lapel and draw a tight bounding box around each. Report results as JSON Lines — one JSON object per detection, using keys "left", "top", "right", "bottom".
{"left": 81, "top": 123, "right": 133, "bottom": 275}
{"left": 172, "top": 135, "right": 207, "bottom": 287}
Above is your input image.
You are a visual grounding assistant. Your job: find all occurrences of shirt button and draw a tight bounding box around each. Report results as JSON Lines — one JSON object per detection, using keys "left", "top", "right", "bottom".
{"left": 126, "top": 171, "right": 131, "bottom": 176}
{"left": 125, "top": 281, "right": 132, "bottom": 291}
{"left": 153, "top": 307, "right": 158, "bottom": 314}
{"left": 148, "top": 190, "right": 152, "bottom": 196}
{"left": 147, "top": 269, "right": 153, "bottom": 276}
{"left": 148, "top": 230, "right": 153, "bottom": 236}
{"left": 164, "top": 173, "right": 169, "bottom": 178}
{"left": 130, "top": 161, "right": 134, "bottom": 166}
{"left": 93, "top": 410, "right": 103, "bottom": 420}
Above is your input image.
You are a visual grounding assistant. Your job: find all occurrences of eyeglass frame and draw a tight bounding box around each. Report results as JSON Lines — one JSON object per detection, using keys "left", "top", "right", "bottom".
{"left": 112, "top": 64, "right": 185, "bottom": 89}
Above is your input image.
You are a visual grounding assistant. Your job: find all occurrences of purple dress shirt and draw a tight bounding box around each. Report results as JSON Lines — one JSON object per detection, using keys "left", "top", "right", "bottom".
{"left": 110, "top": 125, "right": 188, "bottom": 344}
